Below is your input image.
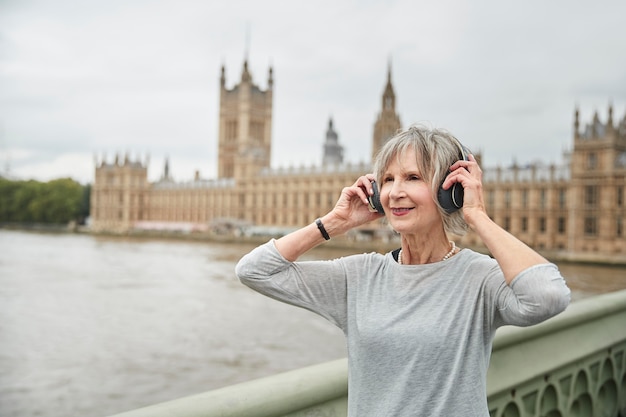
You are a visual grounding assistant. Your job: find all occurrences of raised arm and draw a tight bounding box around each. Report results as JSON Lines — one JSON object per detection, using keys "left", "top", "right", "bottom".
{"left": 275, "top": 175, "right": 383, "bottom": 261}
{"left": 443, "top": 155, "right": 549, "bottom": 284}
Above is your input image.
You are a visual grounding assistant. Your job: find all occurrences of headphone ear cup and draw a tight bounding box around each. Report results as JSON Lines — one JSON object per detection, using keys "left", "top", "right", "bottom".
{"left": 368, "top": 181, "right": 385, "bottom": 214}
{"left": 438, "top": 182, "right": 464, "bottom": 213}
{"left": 439, "top": 139, "right": 470, "bottom": 213}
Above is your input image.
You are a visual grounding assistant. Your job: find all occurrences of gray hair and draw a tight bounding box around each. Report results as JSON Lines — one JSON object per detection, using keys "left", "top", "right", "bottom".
{"left": 373, "top": 123, "right": 469, "bottom": 236}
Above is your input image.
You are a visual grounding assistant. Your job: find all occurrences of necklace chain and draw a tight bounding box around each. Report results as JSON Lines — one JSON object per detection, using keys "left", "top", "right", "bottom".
{"left": 398, "top": 241, "right": 456, "bottom": 265}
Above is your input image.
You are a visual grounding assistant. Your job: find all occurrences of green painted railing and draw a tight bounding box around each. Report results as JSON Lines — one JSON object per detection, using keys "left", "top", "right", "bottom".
{"left": 110, "top": 290, "right": 626, "bottom": 417}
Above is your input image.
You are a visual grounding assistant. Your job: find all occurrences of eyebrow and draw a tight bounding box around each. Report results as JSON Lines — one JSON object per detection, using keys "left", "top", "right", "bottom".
{"left": 382, "top": 168, "right": 422, "bottom": 178}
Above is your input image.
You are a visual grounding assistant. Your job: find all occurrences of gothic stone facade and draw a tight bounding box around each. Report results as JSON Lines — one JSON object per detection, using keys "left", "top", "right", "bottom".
{"left": 90, "top": 59, "right": 626, "bottom": 259}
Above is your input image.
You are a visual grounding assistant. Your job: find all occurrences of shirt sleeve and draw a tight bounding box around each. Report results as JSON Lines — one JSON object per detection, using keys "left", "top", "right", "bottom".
{"left": 492, "top": 263, "right": 571, "bottom": 328}
{"left": 235, "top": 239, "right": 349, "bottom": 329}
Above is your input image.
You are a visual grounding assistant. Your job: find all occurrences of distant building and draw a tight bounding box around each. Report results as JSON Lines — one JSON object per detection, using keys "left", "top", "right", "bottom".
{"left": 90, "top": 58, "right": 626, "bottom": 259}
{"left": 322, "top": 117, "right": 344, "bottom": 166}
{"left": 218, "top": 60, "right": 273, "bottom": 180}
{"left": 372, "top": 61, "right": 402, "bottom": 160}
{"left": 460, "top": 104, "right": 626, "bottom": 259}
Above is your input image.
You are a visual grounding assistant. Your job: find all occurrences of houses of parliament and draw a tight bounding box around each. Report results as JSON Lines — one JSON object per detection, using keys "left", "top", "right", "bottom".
{"left": 90, "top": 58, "right": 626, "bottom": 260}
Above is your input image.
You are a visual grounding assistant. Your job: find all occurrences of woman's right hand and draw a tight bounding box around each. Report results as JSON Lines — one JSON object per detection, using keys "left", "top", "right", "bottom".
{"left": 323, "top": 174, "right": 384, "bottom": 234}
{"left": 274, "top": 174, "right": 384, "bottom": 261}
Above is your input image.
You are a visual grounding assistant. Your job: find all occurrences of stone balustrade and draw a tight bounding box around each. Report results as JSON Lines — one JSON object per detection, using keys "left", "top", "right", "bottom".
{"left": 109, "top": 289, "right": 626, "bottom": 417}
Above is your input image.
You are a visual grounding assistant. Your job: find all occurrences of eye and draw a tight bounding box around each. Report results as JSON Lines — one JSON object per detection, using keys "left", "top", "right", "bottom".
{"left": 408, "top": 174, "right": 421, "bottom": 181}
{"left": 383, "top": 176, "right": 394, "bottom": 183}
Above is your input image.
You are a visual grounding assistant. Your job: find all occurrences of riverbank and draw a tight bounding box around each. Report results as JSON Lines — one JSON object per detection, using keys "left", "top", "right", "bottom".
{"left": 2, "top": 222, "right": 626, "bottom": 266}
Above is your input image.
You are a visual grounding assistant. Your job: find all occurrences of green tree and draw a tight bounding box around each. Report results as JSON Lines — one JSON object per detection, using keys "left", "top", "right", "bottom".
{"left": 0, "top": 179, "right": 21, "bottom": 220}
{"left": 0, "top": 178, "right": 89, "bottom": 224}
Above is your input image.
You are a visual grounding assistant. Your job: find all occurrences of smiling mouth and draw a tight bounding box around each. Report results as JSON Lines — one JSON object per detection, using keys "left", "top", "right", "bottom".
{"left": 391, "top": 207, "right": 414, "bottom": 215}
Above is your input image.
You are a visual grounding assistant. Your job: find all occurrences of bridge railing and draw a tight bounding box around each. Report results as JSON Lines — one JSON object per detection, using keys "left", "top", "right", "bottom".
{"left": 487, "top": 289, "right": 626, "bottom": 417}
{"left": 109, "top": 289, "right": 626, "bottom": 417}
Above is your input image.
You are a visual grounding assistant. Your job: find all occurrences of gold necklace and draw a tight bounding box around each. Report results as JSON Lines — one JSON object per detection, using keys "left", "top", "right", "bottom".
{"left": 398, "top": 241, "right": 456, "bottom": 265}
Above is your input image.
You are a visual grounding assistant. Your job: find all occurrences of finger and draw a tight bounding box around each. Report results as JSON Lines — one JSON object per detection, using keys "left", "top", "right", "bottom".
{"left": 442, "top": 166, "right": 470, "bottom": 189}
{"left": 449, "top": 160, "right": 468, "bottom": 172}
{"left": 355, "top": 175, "right": 375, "bottom": 194}
{"left": 449, "top": 159, "right": 479, "bottom": 175}
{"left": 348, "top": 183, "right": 371, "bottom": 205}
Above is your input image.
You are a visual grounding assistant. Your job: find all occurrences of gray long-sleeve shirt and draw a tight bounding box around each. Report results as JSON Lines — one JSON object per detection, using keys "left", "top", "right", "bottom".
{"left": 235, "top": 240, "right": 570, "bottom": 416}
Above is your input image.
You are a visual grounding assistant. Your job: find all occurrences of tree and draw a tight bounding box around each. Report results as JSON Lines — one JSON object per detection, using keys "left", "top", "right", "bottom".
{"left": 0, "top": 178, "right": 89, "bottom": 224}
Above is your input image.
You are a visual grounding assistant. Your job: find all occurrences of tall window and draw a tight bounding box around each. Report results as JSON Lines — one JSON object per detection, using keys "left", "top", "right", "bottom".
{"left": 558, "top": 217, "right": 566, "bottom": 234}
{"left": 617, "top": 186, "right": 624, "bottom": 207}
{"left": 539, "top": 189, "right": 547, "bottom": 209}
{"left": 505, "top": 190, "right": 511, "bottom": 209}
{"left": 226, "top": 121, "right": 238, "bottom": 140}
{"left": 250, "top": 121, "right": 264, "bottom": 141}
{"left": 585, "top": 185, "right": 599, "bottom": 207}
{"left": 521, "top": 217, "right": 528, "bottom": 232}
{"left": 617, "top": 217, "right": 623, "bottom": 238}
{"left": 587, "top": 152, "right": 597, "bottom": 170}
{"left": 521, "top": 189, "right": 528, "bottom": 208}
{"left": 539, "top": 217, "right": 546, "bottom": 233}
{"left": 584, "top": 217, "right": 598, "bottom": 236}
{"left": 559, "top": 188, "right": 567, "bottom": 209}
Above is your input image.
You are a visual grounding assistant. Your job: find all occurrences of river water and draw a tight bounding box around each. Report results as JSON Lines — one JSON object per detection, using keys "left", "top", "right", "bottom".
{"left": 0, "top": 230, "right": 625, "bottom": 417}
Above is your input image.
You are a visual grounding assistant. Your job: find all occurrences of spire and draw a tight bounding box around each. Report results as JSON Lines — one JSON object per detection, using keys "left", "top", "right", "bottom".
{"left": 593, "top": 109, "right": 600, "bottom": 124}
{"left": 372, "top": 60, "right": 402, "bottom": 161}
{"left": 322, "top": 116, "right": 343, "bottom": 165}
{"left": 382, "top": 57, "right": 395, "bottom": 111}
{"left": 574, "top": 105, "right": 580, "bottom": 139}
{"left": 608, "top": 101, "right": 614, "bottom": 127}
{"left": 220, "top": 64, "right": 226, "bottom": 87}
{"left": 244, "top": 22, "right": 251, "bottom": 62}
{"left": 326, "top": 117, "right": 338, "bottom": 142}
{"left": 240, "top": 22, "right": 252, "bottom": 83}
{"left": 241, "top": 60, "right": 251, "bottom": 83}
{"left": 163, "top": 156, "right": 170, "bottom": 180}
{"left": 268, "top": 65, "right": 273, "bottom": 89}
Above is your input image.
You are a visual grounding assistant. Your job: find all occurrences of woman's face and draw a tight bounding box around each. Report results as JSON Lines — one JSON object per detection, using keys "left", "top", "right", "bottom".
{"left": 379, "top": 148, "right": 443, "bottom": 235}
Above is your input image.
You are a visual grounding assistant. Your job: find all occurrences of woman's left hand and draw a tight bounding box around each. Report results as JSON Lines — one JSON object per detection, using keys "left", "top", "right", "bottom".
{"left": 441, "top": 154, "right": 486, "bottom": 228}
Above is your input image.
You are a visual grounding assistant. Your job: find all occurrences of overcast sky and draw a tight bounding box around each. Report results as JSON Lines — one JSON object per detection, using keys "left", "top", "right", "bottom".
{"left": 1, "top": 0, "right": 625, "bottom": 184}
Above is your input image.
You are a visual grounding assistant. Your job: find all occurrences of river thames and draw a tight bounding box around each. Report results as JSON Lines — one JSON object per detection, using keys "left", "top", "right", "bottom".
{"left": 1, "top": 229, "right": 625, "bottom": 417}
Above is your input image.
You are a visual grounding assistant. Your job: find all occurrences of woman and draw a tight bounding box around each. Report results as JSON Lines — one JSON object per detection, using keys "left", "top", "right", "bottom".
{"left": 236, "top": 124, "right": 570, "bottom": 416}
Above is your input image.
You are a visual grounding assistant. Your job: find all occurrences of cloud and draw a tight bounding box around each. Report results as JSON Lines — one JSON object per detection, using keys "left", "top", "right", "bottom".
{"left": 7, "top": 151, "right": 94, "bottom": 183}
{"left": 1, "top": 0, "right": 625, "bottom": 183}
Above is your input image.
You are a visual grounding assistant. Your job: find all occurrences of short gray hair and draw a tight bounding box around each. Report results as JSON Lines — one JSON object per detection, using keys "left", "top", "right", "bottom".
{"left": 373, "top": 123, "right": 469, "bottom": 236}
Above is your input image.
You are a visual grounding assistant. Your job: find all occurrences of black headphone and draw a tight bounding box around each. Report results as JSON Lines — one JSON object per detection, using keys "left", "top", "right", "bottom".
{"left": 437, "top": 138, "right": 470, "bottom": 213}
{"left": 368, "top": 138, "right": 470, "bottom": 214}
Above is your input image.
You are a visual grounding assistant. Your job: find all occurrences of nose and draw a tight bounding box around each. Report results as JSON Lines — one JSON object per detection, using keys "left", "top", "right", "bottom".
{"left": 388, "top": 180, "right": 406, "bottom": 202}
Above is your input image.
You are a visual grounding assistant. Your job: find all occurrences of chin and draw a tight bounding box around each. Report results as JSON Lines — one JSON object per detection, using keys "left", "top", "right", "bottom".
{"left": 388, "top": 220, "right": 414, "bottom": 235}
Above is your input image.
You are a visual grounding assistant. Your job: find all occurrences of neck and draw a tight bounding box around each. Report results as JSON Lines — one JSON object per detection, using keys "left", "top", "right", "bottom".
{"left": 400, "top": 234, "right": 454, "bottom": 265}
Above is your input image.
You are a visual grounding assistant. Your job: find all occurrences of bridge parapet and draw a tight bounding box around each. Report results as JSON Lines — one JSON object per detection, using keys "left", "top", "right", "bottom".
{"left": 109, "top": 290, "right": 626, "bottom": 417}
{"left": 488, "top": 289, "right": 626, "bottom": 417}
